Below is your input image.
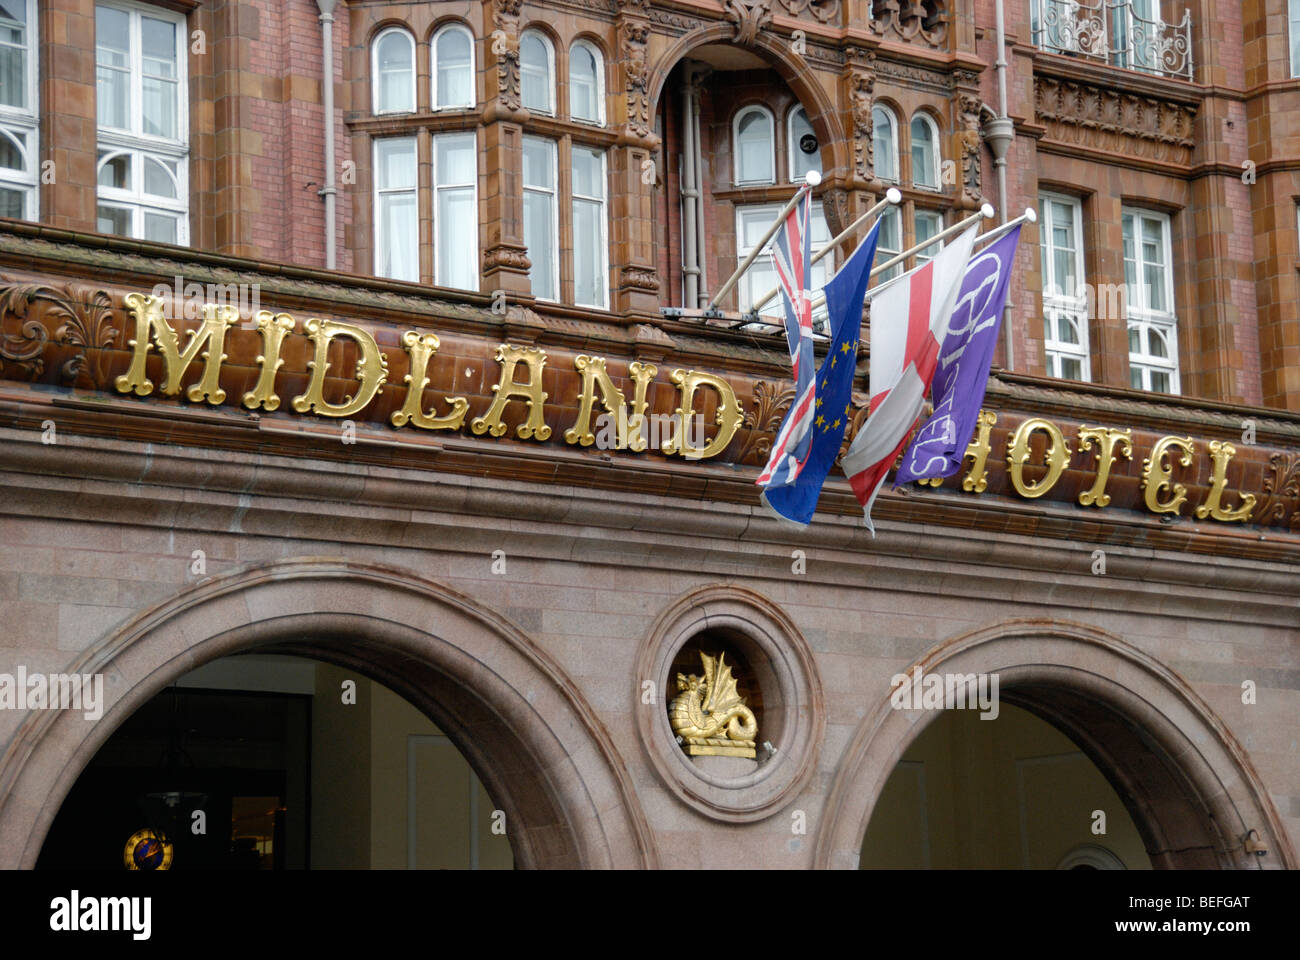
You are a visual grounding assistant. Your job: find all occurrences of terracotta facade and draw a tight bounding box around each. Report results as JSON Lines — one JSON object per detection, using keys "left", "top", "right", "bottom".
{"left": 0, "top": 0, "right": 1297, "bottom": 870}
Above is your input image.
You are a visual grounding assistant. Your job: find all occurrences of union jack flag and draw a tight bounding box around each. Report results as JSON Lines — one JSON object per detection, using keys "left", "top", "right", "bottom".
{"left": 756, "top": 190, "right": 816, "bottom": 490}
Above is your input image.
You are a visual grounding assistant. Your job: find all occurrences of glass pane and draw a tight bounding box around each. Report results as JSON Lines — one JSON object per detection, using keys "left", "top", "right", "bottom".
{"left": 0, "top": 185, "right": 24, "bottom": 218}
{"left": 524, "top": 190, "right": 555, "bottom": 299}
{"left": 521, "top": 138, "right": 553, "bottom": 190}
{"left": 377, "top": 33, "right": 414, "bottom": 112}
{"left": 572, "top": 146, "right": 603, "bottom": 199}
{"left": 1055, "top": 248, "right": 1075, "bottom": 296}
{"left": 1144, "top": 261, "right": 1165, "bottom": 312}
{"left": 872, "top": 107, "right": 896, "bottom": 181}
{"left": 572, "top": 197, "right": 605, "bottom": 307}
{"left": 1058, "top": 314, "right": 1079, "bottom": 345}
{"left": 569, "top": 45, "right": 598, "bottom": 122}
{"left": 143, "top": 211, "right": 178, "bottom": 244}
{"left": 142, "top": 17, "right": 177, "bottom": 79}
{"left": 438, "top": 187, "right": 476, "bottom": 290}
{"left": 1130, "top": 367, "right": 1143, "bottom": 389}
{"left": 1150, "top": 369, "right": 1170, "bottom": 393}
{"left": 0, "top": 1, "right": 27, "bottom": 29}
{"left": 0, "top": 129, "right": 22, "bottom": 170}
{"left": 742, "top": 259, "right": 776, "bottom": 314}
{"left": 911, "top": 116, "right": 935, "bottom": 187}
{"left": 0, "top": 20, "right": 23, "bottom": 110}
{"left": 142, "top": 76, "right": 179, "bottom": 139}
{"left": 98, "top": 67, "right": 130, "bottom": 130}
{"left": 378, "top": 192, "right": 417, "bottom": 282}
{"left": 436, "top": 29, "right": 472, "bottom": 107}
{"left": 1061, "top": 357, "right": 1082, "bottom": 381}
{"left": 375, "top": 138, "right": 416, "bottom": 190}
{"left": 436, "top": 134, "right": 476, "bottom": 186}
{"left": 98, "top": 152, "right": 130, "bottom": 189}
{"left": 736, "top": 110, "right": 773, "bottom": 183}
{"left": 143, "top": 157, "right": 177, "bottom": 198}
{"left": 1128, "top": 326, "right": 1141, "bottom": 353}
{"left": 520, "top": 34, "right": 550, "bottom": 113}
{"left": 915, "top": 212, "right": 942, "bottom": 263}
{"left": 97, "top": 204, "right": 132, "bottom": 236}
{"left": 1148, "top": 327, "right": 1167, "bottom": 357}
{"left": 96, "top": 7, "right": 129, "bottom": 64}
{"left": 790, "top": 107, "right": 819, "bottom": 180}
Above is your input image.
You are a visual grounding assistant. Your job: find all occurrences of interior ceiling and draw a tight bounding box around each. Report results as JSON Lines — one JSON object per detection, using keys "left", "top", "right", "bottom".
{"left": 687, "top": 44, "right": 770, "bottom": 71}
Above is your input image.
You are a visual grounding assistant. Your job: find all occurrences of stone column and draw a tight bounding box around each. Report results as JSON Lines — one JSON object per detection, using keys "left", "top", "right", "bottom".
{"left": 39, "top": 0, "right": 98, "bottom": 232}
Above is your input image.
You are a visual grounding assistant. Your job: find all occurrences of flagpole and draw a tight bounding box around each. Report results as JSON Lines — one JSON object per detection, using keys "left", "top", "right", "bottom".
{"left": 973, "top": 206, "right": 1036, "bottom": 248}
{"left": 705, "top": 171, "right": 820, "bottom": 314}
{"left": 749, "top": 186, "right": 902, "bottom": 314}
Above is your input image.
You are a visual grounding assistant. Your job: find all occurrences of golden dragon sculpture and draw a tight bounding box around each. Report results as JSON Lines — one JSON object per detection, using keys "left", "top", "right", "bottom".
{"left": 669, "top": 651, "right": 758, "bottom": 758}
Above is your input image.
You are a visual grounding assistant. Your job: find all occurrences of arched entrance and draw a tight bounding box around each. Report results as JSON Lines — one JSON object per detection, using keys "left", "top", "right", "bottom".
{"left": 817, "top": 619, "right": 1294, "bottom": 870}
{"left": 0, "top": 558, "right": 657, "bottom": 869}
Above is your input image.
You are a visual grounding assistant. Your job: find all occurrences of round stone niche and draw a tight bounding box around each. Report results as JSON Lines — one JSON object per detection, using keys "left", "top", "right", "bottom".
{"left": 635, "top": 584, "right": 824, "bottom": 823}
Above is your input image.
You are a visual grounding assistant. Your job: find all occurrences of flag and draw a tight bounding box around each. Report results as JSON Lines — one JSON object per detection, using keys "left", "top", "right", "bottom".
{"left": 841, "top": 226, "right": 978, "bottom": 533}
{"left": 895, "top": 225, "right": 1022, "bottom": 486}
{"left": 756, "top": 191, "right": 816, "bottom": 489}
{"left": 761, "top": 217, "right": 881, "bottom": 525}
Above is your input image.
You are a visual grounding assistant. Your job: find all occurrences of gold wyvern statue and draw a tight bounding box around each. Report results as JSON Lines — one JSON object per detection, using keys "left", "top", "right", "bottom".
{"left": 669, "top": 651, "right": 758, "bottom": 758}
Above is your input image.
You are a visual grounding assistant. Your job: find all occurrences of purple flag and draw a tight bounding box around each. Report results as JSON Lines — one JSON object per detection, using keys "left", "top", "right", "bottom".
{"left": 894, "top": 225, "right": 1021, "bottom": 486}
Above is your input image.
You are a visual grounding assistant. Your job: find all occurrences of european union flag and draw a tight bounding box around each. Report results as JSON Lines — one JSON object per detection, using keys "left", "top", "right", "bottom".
{"left": 761, "top": 218, "right": 880, "bottom": 525}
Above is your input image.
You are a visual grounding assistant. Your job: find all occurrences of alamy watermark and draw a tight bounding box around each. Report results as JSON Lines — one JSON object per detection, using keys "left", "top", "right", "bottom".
{"left": 149, "top": 276, "right": 261, "bottom": 321}
{"left": 0, "top": 667, "right": 103, "bottom": 720}
{"left": 590, "top": 409, "right": 707, "bottom": 458}
{"left": 889, "top": 665, "right": 1000, "bottom": 720}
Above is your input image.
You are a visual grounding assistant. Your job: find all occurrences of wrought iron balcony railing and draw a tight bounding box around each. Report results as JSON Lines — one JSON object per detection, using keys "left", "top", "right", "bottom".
{"left": 1031, "top": 0, "right": 1193, "bottom": 81}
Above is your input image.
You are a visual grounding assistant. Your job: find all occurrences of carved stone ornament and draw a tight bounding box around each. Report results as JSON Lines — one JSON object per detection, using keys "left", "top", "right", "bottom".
{"left": 846, "top": 48, "right": 876, "bottom": 181}
{"left": 621, "top": 21, "right": 652, "bottom": 140}
{"left": 492, "top": 0, "right": 523, "bottom": 113}
{"left": 483, "top": 244, "right": 532, "bottom": 272}
{"left": 669, "top": 651, "right": 758, "bottom": 758}
{"left": 0, "top": 281, "right": 119, "bottom": 386}
{"left": 724, "top": 0, "right": 772, "bottom": 48}
{"left": 870, "top": 0, "right": 948, "bottom": 49}
{"left": 621, "top": 265, "right": 660, "bottom": 290}
{"left": 958, "top": 91, "right": 983, "bottom": 203}
{"left": 1034, "top": 76, "right": 1197, "bottom": 166}
{"left": 774, "top": 0, "right": 841, "bottom": 24}
{"left": 1256, "top": 452, "right": 1300, "bottom": 530}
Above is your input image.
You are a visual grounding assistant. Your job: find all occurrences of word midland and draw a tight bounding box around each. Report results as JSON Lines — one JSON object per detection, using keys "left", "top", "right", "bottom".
{"left": 118, "top": 293, "right": 742, "bottom": 461}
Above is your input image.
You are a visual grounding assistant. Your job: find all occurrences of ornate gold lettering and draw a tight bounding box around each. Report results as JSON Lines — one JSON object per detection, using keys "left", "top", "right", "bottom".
{"left": 1140, "top": 435, "right": 1195, "bottom": 514}
{"left": 1076, "top": 426, "right": 1133, "bottom": 508}
{"left": 1006, "top": 417, "right": 1071, "bottom": 498}
{"left": 114, "top": 293, "right": 238, "bottom": 404}
{"left": 391, "top": 331, "right": 469, "bottom": 431}
{"left": 662, "top": 369, "right": 745, "bottom": 460}
{"left": 471, "top": 344, "right": 552, "bottom": 441}
{"left": 1195, "top": 440, "right": 1256, "bottom": 522}
{"left": 961, "top": 409, "right": 997, "bottom": 493}
{"left": 564, "top": 355, "right": 656, "bottom": 451}
{"left": 242, "top": 311, "right": 295, "bottom": 411}
{"left": 291, "top": 318, "right": 389, "bottom": 418}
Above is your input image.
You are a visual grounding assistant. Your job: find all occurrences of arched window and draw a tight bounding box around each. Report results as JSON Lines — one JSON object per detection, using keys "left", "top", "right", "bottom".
{"left": 431, "top": 23, "right": 475, "bottom": 110}
{"left": 732, "top": 105, "right": 775, "bottom": 185}
{"left": 787, "top": 105, "right": 820, "bottom": 182}
{"left": 520, "top": 30, "right": 554, "bottom": 115}
{"left": 568, "top": 40, "right": 604, "bottom": 125}
{"left": 872, "top": 105, "right": 898, "bottom": 183}
{"left": 910, "top": 112, "right": 940, "bottom": 189}
{"left": 371, "top": 27, "right": 416, "bottom": 114}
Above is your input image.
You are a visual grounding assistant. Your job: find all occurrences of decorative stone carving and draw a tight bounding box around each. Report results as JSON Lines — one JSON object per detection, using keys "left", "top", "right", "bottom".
{"left": 774, "top": 0, "right": 841, "bottom": 24}
{"left": 491, "top": 0, "right": 523, "bottom": 113}
{"left": 1256, "top": 452, "right": 1300, "bottom": 530}
{"left": 956, "top": 79, "right": 983, "bottom": 204}
{"left": 1034, "top": 76, "right": 1197, "bottom": 165}
{"left": 820, "top": 187, "right": 851, "bottom": 244}
{"left": 739, "top": 380, "right": 795, "bottom": 463}
{"left": 621, "top": 20, "right": 652, "bottom": 140}
{"left": 870, "top": 0, "right": 948, "bottom": 49}
{"left": 724, "top": 0, "right": 772, "bottom": 47}
{"left": 846, "top": 48, "right": 876, "bottom": 181}
{"left": 875, "top": 56, "right": 950, "bottom": 92}
{"left": 483, "top": 244, "right": 532, "bottom": 272}
{"left": 621, "top": 265, "right": 660, "bottom": 291}
{"left": 0, "top": 282, "right": 119, "bottom": 386}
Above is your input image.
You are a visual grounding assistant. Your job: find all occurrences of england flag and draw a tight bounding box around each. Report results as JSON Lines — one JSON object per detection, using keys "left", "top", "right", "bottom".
{"left": 840, "top": 225, "right": 978, "bottom": 533}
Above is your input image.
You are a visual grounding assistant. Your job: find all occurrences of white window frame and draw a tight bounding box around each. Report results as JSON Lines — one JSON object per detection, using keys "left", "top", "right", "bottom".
{"left": 372, "top": 136, "right": 419, "bottom": 283}
{"left": 567, "top": 39, "right": 604, "bottom": 126}
{"left": 1123, "top": 206, "right": 1179, "bottom": 394}
{"left": 0, "top": 0, "right": 38, "bottom": 220}
{"left": 571, "top": 145, "right": 608, "bottom": 309}
{"left": 1039, "top": 192, "right": 1091, "bottom": 382}
{"left": 95, "top": 0, "right": 189, "bottom": 245}
{"left": 431, "top": 22, "right": 475, "bottom": 111}
{"left": 735, "top": 201, "right": 831, "bottom": 318}
{"left": 872, "top": 105, "right": 898, "bottom": 183}
{"left": 787, "top": 104, "right": 820, "bottom": 183}
{"left": 910, "top": 112, "right": 941, "bottom": 190}
{"left": 519, "top": 29, "right": 554, "bottom": 117}
{"left": 522, "top": 135, "right": 558, "bottom": 302}
{"left": 732, "top": 105, "right": 775, "bottom": 186}
{"left": 1291, "top": 0, "right": 1300, "bottom": 78}
{"left": 877, "top": 204, "right": 903, "bottom": 281}
{"left": 371, "top": 26, "right": 417, "bottom": 115}
{"left": 433, "top": 131, "right": 479, "bottom": 291}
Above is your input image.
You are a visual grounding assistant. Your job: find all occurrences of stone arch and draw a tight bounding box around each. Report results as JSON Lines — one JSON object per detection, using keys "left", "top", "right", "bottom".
{"left": 0, "top": 558, "right": 657, "bottom": 869}
{"left": 646, "top": 25, "right": 850, "bottom": 180}
{"left": 816, "top": 618, "right": 1293, "bottom": 870}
